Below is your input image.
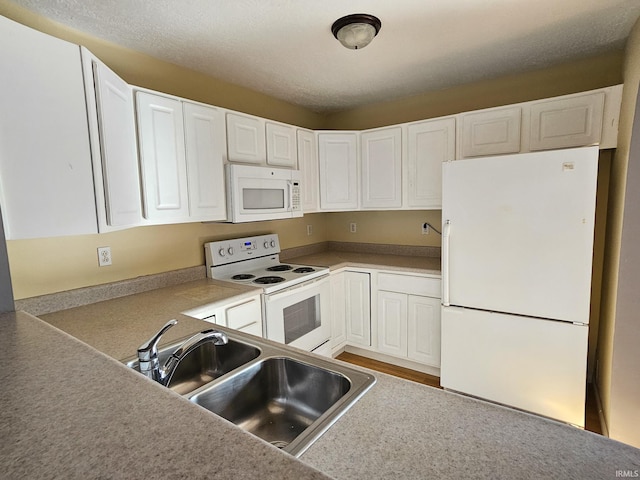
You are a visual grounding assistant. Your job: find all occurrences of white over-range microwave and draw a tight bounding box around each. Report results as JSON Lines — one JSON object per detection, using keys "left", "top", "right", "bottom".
{"left": 225, "top": 164, "right": 302, "bottom": 223}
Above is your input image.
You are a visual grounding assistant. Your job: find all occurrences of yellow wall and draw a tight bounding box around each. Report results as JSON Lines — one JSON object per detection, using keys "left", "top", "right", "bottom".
{"left": 325, "top": 52, "right": 623, "bottom": 130}
{"left": 0, "top": 0, "right": 325, "bottom": 129}
{"left": 8, "top": 214, "right": 328, "bottom": 299}
{"left": 596, "top": 16, "right": 640, "bottom": 443}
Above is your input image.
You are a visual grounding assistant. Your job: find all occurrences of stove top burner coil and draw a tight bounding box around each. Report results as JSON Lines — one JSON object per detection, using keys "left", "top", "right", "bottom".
{"left": 231, "top": 274, "right": 256, "bottom": 280}
{"left": 254, "top": 276, "right": 286, "bottom": 284}
{"left": 292, "top": 267, "right": 315, "bottom": 274}
{"left": 266, "top": 264, "right": 293, "bottom": 272}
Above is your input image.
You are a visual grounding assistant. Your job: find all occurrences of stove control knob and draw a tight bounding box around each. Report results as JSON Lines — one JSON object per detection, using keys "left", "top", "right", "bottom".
{"left": 263, "top": 241, "right": 270, "bottom": 249}
{"left": 270, "top": 240, "right": 276, "bottom": 248}
{"left": 227, "top": 247, "right": 234, "bottom": 256}
{"left": 218, "top": 248, "right": 226, "bottom": 257}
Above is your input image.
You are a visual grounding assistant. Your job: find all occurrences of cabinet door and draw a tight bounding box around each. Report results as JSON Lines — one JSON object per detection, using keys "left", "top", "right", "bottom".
{"left": 86, "top": 50, "right": 142, "bottom": 229}
{"left": 225, "top": 297, "right": 263, "bottom": 337}
{"left": 406, "top": 118, "right": 455, "bottom": 209}
{"left": 345, "top": 271, "right": 371, "bottom": 347}
{"left": 136, "top": 92, "right": 189, "bottom": 222}
{"left": 529, "top": 92, "right": 604, "bottom": 151}
{"left": 318, "top": 133, "right": 358, "bottom": 210}
{"left": 297, "top": 129, "right": 319, "bottom": 212}
{"left": 266, "top": 122, "right": 297, "bottom": 168}
{"left": 407, "top": 295, "right": 441, "bottom": 367}
{"left": 377, "top": 291, "right": 408, "bottom": 357}
{"left": 361, "top": 127, "right": 402, "bottom": 209}
{"left": 226, "top": 112, "right": 266, "bottom": 164}
{"left": 330, "top": 272, "right": 346, "bottom": 349}
{"left": 460, "top": 106, "right": 521, "bottom": 158}
{"left": 183, "top": 102, "right": 226, "bottom": 221}
{"left": 0, "top": 16, "right": 97, "bottom": 239}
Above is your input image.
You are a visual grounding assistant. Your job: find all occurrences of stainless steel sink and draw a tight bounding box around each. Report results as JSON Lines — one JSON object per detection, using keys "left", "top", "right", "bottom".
{"left": 125, "top": 338, "right": 261, "bottom": 395}
{"left": 190, "top": 357, "right": 351, "bottom": 450}
{"left": 124, "top": 327, "right": 375, "bottom": 456}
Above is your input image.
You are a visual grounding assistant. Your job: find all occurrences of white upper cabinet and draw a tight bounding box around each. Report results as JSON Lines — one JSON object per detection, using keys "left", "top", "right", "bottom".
{"left": 81, "top": 48, "right": 142, "bottom": 231}
{"left": 318, "top": 132, "right": 359, "bottom": 211}
{"left": 266, "top": 122, "right": 297, "bottom": 168}
{"left": 297, "top": 129, "right": 319, "bottom": 212}
{"left": 226, "top": 112, "right": 266, "bottom": 164}
{"left": 183, "top": 102, "right": 227, "bottom": 221}
{"left": 361, "top": 127, "right": 402, "bottom": 209}
{"left": 405, "top": 117, "right": 455, "bottom": 209}
{"left": 529, "top": 92, "right": 605, "bottom": 151}
{"left": 136, "top": 90, "right": 227, "bottom": 223}
{"left": 136, "top": 92, "right": 189, "bottom": 222}
{"left": 459, "top": 106, "right": 522, "bottom": 158}
{"left": 0, "top": 16, "right": 97, "bottom": 239}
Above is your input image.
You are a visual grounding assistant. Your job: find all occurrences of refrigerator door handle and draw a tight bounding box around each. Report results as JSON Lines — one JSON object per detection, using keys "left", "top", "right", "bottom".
{"left": 442, "top": 220, "right": 451, "bottom": 306}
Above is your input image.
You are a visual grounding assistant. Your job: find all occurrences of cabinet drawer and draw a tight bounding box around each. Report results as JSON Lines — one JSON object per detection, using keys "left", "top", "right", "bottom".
{"left": 378, "top": 273, "right": 441, "bottom": 297}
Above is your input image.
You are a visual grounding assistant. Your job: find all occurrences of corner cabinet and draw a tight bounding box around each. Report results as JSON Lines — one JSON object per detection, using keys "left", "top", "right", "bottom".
{"left": 361, "top": 127, "right": 402, "bottom": 209}
{"left": 318, "top": 132, "right": 359, "bottom": 211}
{"left": 81, "top": 48, "right": 142, "bottom": 231}
{"left": 0, "top": 16, "right": 97, "bottom": 239}
{"left": 135, "top": 90, "right": 226, "bottom": 223}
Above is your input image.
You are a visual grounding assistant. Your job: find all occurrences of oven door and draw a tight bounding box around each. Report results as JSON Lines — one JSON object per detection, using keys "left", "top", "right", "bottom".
{"left": 263, "top": 276, "right": 331, "bottom": 352}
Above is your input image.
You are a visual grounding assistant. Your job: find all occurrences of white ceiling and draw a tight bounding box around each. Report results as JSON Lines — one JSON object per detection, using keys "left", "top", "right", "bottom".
{"left": 8, "top": 0, "right": 640, "bottom": 112}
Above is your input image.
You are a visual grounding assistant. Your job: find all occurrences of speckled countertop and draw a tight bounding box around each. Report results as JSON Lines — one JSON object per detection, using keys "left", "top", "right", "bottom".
{"left": 5, "top": 254, "right": 640, "bottom": 479}
{"left": 286, "top": 251, "right": 441, "bottom": 275}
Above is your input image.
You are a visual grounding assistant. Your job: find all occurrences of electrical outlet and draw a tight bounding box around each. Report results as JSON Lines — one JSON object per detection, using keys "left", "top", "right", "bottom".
{"left": 307, "top": 224, "right": 313, "bottom": 236}
{"left": 97, "top": 246, "right": 112, "bottom": 267}
{"left": 422, "top": 223, "right": 430, "bottom": 235}
{"left": 350, "top": 222, "right": 357, "bottom": 233}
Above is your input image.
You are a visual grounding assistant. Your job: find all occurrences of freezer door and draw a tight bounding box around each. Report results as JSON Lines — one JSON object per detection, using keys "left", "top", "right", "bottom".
{"left": 441, "top": 306, "right": 588, "bottom": 427}
{"left": 442, "top": 146, "right": 598, "bottom": 323}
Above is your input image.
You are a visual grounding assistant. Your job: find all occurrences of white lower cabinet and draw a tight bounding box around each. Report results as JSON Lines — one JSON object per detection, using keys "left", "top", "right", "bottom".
{"left": 187, "top": 294, "right": 263, "bottom": 337}
{"left": 376, "top": 273, "right": 441, "bottom": 368}
{"left": 330, "top": 272, "right": 347, "bottom": 350}
{"left": 345, "top": 271, "right": 371, "bottom": 347}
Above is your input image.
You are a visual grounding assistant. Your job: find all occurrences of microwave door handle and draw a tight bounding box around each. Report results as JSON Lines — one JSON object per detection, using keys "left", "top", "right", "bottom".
{"left": 287, "top": 180, "right": 293, "bottom": 212}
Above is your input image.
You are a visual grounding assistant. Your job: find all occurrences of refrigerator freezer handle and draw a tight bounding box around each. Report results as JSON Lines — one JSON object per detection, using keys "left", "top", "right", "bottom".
{"left": 442, "top": 220, "right": 451, "bottom": 306}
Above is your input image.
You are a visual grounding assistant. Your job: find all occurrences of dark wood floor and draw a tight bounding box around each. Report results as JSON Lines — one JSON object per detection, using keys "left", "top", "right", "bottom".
{"left": 337, "top": 351, "right": 602, "bottom": 435}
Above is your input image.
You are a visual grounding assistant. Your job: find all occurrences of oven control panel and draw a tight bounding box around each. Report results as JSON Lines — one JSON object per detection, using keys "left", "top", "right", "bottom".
{"left": 205, "top": 234, "right": 281, "bottom": 268}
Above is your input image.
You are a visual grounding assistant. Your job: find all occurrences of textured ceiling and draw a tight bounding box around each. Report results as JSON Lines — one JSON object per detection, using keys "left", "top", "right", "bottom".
{"left": 7, "top": 0, "right": 640, "bottom": 112}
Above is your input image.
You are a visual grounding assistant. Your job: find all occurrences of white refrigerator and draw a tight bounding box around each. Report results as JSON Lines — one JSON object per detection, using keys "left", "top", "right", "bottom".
{"left": 440, "top": 146, "right": 598, "bottom": 427}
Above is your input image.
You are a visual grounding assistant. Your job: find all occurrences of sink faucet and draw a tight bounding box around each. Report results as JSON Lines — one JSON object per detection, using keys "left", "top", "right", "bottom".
{"left": 137, "top": 319, "right": 229, "bottom": 386}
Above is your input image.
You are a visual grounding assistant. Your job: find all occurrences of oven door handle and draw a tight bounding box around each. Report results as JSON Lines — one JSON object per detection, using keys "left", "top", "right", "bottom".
{"left": 263, "top": 275, "right": 329, "bottom": 301}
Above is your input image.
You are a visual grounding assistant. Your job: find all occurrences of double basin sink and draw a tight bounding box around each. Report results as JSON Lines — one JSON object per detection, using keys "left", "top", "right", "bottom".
{"left": 125, "top": 330, "right": 375, "bottom": 457}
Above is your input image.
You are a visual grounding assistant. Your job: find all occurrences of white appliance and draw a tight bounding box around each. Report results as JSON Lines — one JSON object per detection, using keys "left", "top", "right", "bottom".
{"left": 225, "top": 164, "right": 302, "bottom": 223}
{"left": 204, "top": 234, "right": 331, "bottom": 354}
{"left": 440, "top": 146, "right": 599, "bottom": 427}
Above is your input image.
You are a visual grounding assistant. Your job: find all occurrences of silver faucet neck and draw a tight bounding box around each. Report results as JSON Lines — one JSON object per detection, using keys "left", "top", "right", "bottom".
{"left": 160, "top": 329, "right": 229, "bottom": 386}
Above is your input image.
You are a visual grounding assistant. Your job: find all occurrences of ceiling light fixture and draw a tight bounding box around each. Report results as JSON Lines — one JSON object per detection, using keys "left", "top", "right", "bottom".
{"left": 331, "top": 13, "right": 382, "bottom": 50}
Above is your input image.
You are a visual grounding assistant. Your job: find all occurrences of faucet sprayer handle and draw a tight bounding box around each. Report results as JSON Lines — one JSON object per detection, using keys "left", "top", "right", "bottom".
{"left": 137, "top": 319, "right": 178, "bottom": 362}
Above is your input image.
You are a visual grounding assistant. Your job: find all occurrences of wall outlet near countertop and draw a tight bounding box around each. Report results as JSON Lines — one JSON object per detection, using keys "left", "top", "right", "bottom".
{"left": 97, "top": 246, "right": 112, "bottom": 267}
{"left": 422, "top": 223, "right": 430, "bottom": 234}
{"left": 306, "top": 224, "right": 313, "bottom": 236}
{"left": 349, "top": 222, "right": 357, "bottom": 233}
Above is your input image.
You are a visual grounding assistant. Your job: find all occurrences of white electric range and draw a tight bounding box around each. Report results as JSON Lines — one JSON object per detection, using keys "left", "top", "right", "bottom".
{"left": 204, "top": 234, "right": 331, "bottom": 354}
